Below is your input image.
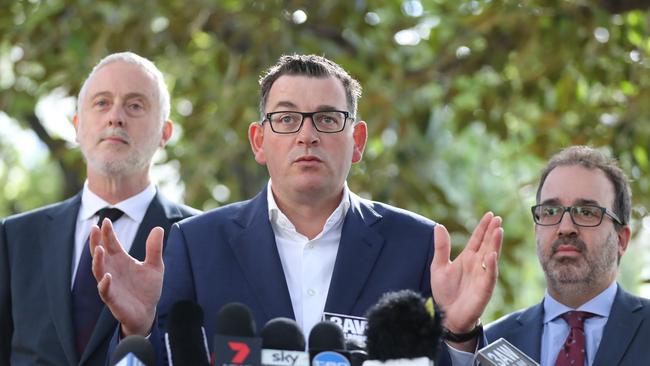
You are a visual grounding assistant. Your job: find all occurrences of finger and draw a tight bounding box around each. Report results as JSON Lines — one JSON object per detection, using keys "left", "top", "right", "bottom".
{"left": 465, "top": 212, "right": 494, "bottom": 252}
{"left": 88, "top": 226, "right": 101, "bottom": 257}
{"left": 479, "top": 216, "right": 503, "bottom": 254}
{"left": 97, "top": 272, "right": 112, "bottom": 304}
{"left": 101, "top": 219, "right": 125, "bottom": 255}
{"left": 91, "top": 245, "right": 106, "bottom": 282}
{"left": 144, "top": 227, "right": 165, "bottom": 269}
{"left": 483, "top": 251, "right": 499, "bottom": 287}
{"left": 432, "top": 224, "right": 451, "bottom": 267}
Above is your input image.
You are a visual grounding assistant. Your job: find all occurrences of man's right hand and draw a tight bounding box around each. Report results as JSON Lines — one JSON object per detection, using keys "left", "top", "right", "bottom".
{"left": 90, "top": 219, "right": 164, "bottom": 337}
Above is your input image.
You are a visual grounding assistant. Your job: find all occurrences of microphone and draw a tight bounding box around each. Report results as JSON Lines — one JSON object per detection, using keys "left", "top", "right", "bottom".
{"left": 109, "top": 335, "right": 155, "bottom": 366}
{"left": 260, "top": 317, "right": 309, "bottom": 366}
{"left": 345, "top": 339, "right": 368, "bottom": 366}
{"left": 213, "top": 302, "right": 262, "bottom": 366}
{"left": 363, "top": 290, "right": 443, "bottom": 366}
{"left": 308, "top": 321, "right": 351, "bottom": 366}
{"left": 164, "top": 300, "right": 210, "bottom": 366}
{"left": 475, "top": 338, "right": 539, "bottom": 366}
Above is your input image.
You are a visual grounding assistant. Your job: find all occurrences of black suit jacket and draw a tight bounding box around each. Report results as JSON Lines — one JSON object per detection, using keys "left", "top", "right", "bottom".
{"left": 485, "top": 285, "right": 650, "bottom": 365}
{"left": 0, "top": 191, "right": 199, "bottom": 366}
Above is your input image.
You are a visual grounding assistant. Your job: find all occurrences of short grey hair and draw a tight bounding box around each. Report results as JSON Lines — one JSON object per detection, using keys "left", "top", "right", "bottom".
{"left": 77, "top": 52, "right": 170, "bottom": 123}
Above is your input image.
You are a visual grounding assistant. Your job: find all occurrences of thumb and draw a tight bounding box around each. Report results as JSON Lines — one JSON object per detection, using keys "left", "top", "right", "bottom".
{"left": 144, "top": 227, "right": 165, "bottom": 269}
{"left": 432, "top": 224, "right": 451, "bottom": 267}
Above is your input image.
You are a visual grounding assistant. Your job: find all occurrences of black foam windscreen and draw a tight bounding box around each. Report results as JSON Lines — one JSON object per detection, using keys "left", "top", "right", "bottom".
{"left": 364, "top": 290, "right": 443, "bottom": 361}
{"left": 215, "top": 302, "right": 257, "bottom": 336}
{"left": 261, "top": 317, "right": 306, "bottom": 351}
{"left": 308, "top": 321, "right": 346, "bottom": 351}
{"left": 109, "top": 335, "right": 155, "bottom": 366}
{"left": 165, "top": 300, "right": 210, "bottom": 366}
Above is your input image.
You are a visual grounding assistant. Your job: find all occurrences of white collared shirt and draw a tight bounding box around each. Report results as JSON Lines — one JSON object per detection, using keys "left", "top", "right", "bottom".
{"left": 266, "top": 180, "right": 350, "bottom": 338}
{"left": 72, "top": 181, "right": 156, "bottom": 287}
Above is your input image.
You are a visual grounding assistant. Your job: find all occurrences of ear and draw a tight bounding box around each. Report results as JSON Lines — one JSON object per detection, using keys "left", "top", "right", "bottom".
{"left": 249, "top": 122, "right": 267, "bottom": 165}
{"left": 617, "top": 225, "right": 631, "bottom": 259}
{"left": 159, "top": 120, "right": 173, "bottom": 147}
{"left": 351, "top": 121, "right": 367, "bottom": 163}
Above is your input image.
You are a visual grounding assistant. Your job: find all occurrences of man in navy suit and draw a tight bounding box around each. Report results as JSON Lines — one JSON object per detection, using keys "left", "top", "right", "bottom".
{"left": 486, "top": 146, "right": 650, "bottom": 365}
{"left": 94, "top": 54, "right": 503, "bottom": 365}
{"left": 0, "top": 52, "right": 198, "bottom": 365}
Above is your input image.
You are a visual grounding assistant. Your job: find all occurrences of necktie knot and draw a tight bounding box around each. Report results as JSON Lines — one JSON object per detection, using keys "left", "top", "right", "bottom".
{"left": 96, "top": 207, "right": 124, "bottom": 227}
{"left": 561, "top": 311, "right": 594, "bottom": 330}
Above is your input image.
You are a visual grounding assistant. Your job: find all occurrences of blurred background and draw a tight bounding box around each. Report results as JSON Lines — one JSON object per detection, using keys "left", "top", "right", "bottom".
{"left": 1, "top": 0, "right": 649, "bottom": 322}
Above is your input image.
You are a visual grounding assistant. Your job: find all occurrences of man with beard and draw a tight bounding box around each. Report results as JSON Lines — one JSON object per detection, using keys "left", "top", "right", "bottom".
{"left": 485, "top": 146, "right": 650, "bottom": 366}
{"left": 0, "top": 52, "right": 198, "bottom": 366}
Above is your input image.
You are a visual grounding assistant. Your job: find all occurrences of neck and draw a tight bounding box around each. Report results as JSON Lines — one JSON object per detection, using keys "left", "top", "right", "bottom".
{"left": 547, "top": 276, "right": 615, "bottom": 308}
{"left": 87, "top": 169, "right": 151, "bottom": 205}
{"left": 272, "top": 187, "right": 343, "bottom": 240}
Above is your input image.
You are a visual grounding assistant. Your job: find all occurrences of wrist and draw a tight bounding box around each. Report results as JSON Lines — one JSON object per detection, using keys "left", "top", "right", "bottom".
{"left": 442, "top": 320, "right": 482, "bottom": 343}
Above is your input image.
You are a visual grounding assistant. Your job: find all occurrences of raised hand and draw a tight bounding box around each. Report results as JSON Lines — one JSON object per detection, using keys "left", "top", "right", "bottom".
{"left": 430, "top": 212, "right": 503, "bottom": 346}
{"left": 90, "top": 218, "right": 164, "bottom": 336}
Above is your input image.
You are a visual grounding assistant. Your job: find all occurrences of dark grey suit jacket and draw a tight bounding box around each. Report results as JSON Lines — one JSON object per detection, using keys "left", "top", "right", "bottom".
{"left": 0, "top": 191, "right": 199, "bottom": 366}
{"left": 485, "top": 285, "right": 650, "bottom": 365}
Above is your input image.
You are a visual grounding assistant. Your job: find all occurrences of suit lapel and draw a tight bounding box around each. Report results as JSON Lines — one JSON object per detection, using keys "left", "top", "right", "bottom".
{"left": 41, "top": 194, "right": 81, "bottom": 365}
{"left": 81, "top": 192, "right": 180, "bottom": 364}
{"left": 593, "top": 286, "right": 644, "bottom": 366}
{"left": 324, "top": 193, "right": 384, "bottom": 315}
{"left": 230, "top": 189, "right": 295, "bottom": 319}
{"left": 510, "top": 303, "right": 544, "bottom": 363}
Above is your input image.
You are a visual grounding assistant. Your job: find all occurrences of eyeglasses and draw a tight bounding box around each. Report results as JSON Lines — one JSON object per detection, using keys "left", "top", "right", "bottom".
{"left": 263, "top": 110, "right": 352, "bottom": 134}
{"left": 531, "top": 204, "right": 623, "bottom": 227}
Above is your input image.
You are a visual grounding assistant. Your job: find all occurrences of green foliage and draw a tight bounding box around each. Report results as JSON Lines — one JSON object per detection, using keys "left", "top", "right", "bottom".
{"left": 1, "top": 0, "right": 649, "bottom": 319}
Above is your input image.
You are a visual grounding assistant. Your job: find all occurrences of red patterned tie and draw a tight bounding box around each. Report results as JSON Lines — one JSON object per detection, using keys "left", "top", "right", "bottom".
{"left": 555, "top": 311, "right": 594, "bottom": 366}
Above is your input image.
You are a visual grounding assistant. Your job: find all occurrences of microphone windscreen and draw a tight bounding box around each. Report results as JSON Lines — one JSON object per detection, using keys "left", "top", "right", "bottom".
{"left": 308, "top": 321, "right": 346, "bottom": 351}
{"left": 364, "top": 290, "right": 442, "bottom": 361}
{"left": 109, "top": 335, "right": 155, "bottom": 366}
{"left": 261, "top": 317, "right": 306, "bottom": 351}
{"left": 165, "top": 300, "right": 210, "bottom": 366}
{"left": 215, "top": 302, "right": 256, "bottom": 336}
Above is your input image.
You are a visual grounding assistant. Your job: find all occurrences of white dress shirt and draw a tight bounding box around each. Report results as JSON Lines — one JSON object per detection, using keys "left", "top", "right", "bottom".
{"left": 71, "top": 181, "right": 156, "bottom": 287}
{"left": 266, "top": 181, "right": 350, "bottom": 338}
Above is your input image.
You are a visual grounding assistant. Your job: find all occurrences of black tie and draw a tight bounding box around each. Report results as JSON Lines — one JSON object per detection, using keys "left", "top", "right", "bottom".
{"left": 72, "top": 207, "right": 124, "bottom": 356}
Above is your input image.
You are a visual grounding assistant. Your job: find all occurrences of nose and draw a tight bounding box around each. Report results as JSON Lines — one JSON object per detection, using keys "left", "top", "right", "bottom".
{"left": 107, "top": 105, "right": 126, "bottom": 127}
{"left": 557, "top": 209, "right": 578, "bottom": 236}
{"left": 296, "top": 116, "right": 320, "bottom": 146}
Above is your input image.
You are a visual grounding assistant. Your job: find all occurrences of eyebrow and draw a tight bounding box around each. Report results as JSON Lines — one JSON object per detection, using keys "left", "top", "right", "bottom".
{"left": 89, "top": 91, "right": 150, "bottom": 102}
{"left": 539, "top": 198, "right": 602, "bottom": 206}
{"left": 270, "top": 101, "right": 343, "bottom": 112}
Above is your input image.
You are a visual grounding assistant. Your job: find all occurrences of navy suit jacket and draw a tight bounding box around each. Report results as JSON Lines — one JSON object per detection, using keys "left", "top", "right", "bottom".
{"left": 485, "top": 285, "right": 650, "bottom": 366}
{"left": 0, "top": 191, "right": 198, "bottom": 366}
{"left": 147, "top": 186, "right": 442, "bottom": 364}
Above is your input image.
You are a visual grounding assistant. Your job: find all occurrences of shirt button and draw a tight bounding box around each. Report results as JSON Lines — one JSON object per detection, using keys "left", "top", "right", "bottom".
{"left": 307, "top": 243, "right": 314, "bottom": 249}
{"left": 307, "top": 288, "right": 316, "bottom": 296}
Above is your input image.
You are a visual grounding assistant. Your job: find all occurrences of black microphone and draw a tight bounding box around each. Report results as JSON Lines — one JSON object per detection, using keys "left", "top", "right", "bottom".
{"left": 164, "top": 300, "right": 210, "bottom": 366}
{"left": 213, "top": 302, "right": 262, "bottom": 366}
{"left": 260, "top": 317, "right": 309, "bottom": 366}
{"left": 109, "top": 335, "right": 155, "bottom": 366}
{"left": 345, "top": 339, "right": 368, "bottom": 366}
{"left": 363, "top": 290, "right": 443, "bottom": 366}
{"left": 476, "top": 338, "right": 540, "bottom": 366}
{"left": 308, "top": 321, "right": 351, "bottom": 366}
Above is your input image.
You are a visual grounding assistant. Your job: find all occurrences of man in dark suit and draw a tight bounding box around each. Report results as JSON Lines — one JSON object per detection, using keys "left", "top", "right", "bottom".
{"left": 0, "top": 52, "right": 198, "bottom": 365}
{"left": 94, "top": 54, "right": 503, "bottom": 365}
{"left": 486, "top": 146, "right": 650, "bottom": 366}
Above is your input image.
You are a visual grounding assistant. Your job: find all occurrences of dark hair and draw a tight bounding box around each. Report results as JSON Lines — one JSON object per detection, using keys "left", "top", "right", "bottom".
{"left": 536, "top": 145, "right": 631, "bottom": 229}
{"left": 258, "top": 54, "right": 362, "bottom": 120}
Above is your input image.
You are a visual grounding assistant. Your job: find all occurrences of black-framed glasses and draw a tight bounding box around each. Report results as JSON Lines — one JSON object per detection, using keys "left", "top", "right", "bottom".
{"left": 263, "top": 110, "right": 352, "bottom": 134}
{"left": 531, "top": 204, "right": 623, "bottom": 227}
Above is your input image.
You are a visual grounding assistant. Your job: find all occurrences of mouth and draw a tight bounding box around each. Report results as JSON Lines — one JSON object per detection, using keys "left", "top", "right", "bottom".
{"left": 294, "top": 155, "right": 322, "bottom": 163}
{"left": 101, "top": 136, "right": 128, "bottom": 145}
{"left": 553, "top": 244, "right": 583, "bottom": 257}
